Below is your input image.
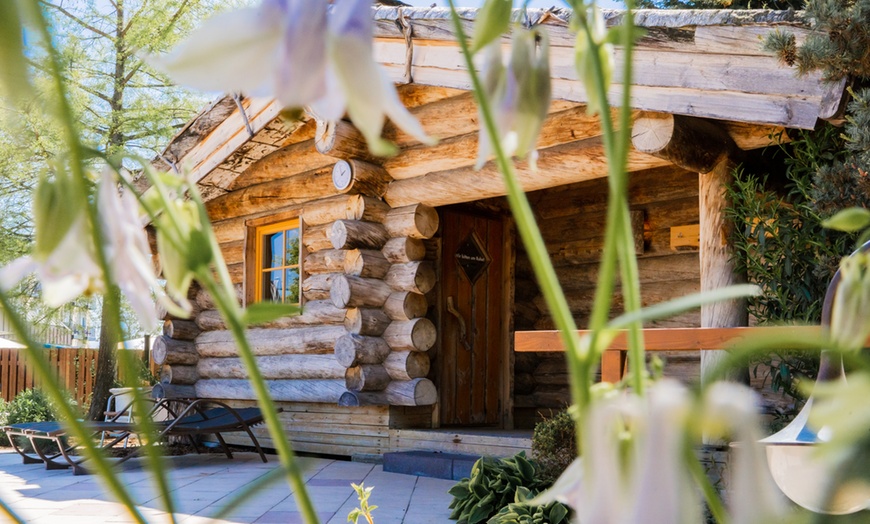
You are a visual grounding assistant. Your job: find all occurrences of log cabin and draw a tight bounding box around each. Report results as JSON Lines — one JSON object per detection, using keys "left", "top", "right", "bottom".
{"left": 149, "top": 7, "right": 846, "bottom": 458}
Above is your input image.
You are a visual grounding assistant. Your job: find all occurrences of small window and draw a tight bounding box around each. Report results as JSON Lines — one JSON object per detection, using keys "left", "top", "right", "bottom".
{"left": 253, "top": 219, "right": 301, "bottom": 304}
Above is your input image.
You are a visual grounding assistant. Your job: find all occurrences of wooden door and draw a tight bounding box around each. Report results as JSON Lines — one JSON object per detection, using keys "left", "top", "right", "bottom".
{"left": 439, "top": 208, "right": 508, "bottom": 427}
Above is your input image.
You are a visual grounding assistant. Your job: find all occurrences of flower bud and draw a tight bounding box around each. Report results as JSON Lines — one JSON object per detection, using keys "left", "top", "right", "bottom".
{"left": 831, "top": 252, "right": 870, "bottom": 352}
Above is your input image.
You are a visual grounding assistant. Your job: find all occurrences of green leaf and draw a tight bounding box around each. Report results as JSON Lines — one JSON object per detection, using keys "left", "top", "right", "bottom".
{"left": 241, "top": 302, "right": 301, "bottom": 326}
{"left": 823, "top": 207, "right": 870, "bottom": 232}
{"left": 0, "top": 0, "right": 31, "bottom": 102}
{"left": 471, "top": 0, "right": 512, "bottom": 54}
{"left": 449, "top": 483, "right": 471, "bottom": 498}
{"left": 548, "top": 502, "right": 569, "bottom": 523}
{"left": 468, "top": 503, "right": 492, "bottom": 524}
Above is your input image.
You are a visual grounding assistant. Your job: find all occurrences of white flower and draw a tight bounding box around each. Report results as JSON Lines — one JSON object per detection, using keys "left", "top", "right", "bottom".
{"left": 153, "top": 0, "right": 434, "bottom": 156}
{"left": 703, "top": 382, "right": 785, "bottom": 524}
{"left": 0, "top": 207, "right": 102, "bottom": 307}
{"left": 98, "top": 169, "right": 190, "bottom": 331}
{"left": 536, "top": 380, "right": 780, "bottom": 524}
{"left": 475, "top": 28, "right": 551, "bottom": 170}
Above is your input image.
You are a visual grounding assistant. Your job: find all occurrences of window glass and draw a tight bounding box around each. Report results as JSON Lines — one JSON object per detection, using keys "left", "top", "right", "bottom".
{"left": 254, "top": 219, "right": 300, "bottom": 304}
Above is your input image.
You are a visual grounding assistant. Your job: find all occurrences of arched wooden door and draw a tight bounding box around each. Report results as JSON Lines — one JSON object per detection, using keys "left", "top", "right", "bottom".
{"left": 438, "top": 207, "right": 510, "bottom": 427}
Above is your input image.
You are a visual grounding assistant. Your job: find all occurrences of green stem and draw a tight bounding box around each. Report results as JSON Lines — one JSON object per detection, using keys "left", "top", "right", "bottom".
{"left": 0, "top": 291, "right": 148, "bottom": 524}
{"left": 684, "top": 441, "right": 728, "bottom": 524}
{"left": 197, "top": 275, "right": 319, "bottom": 524}
{"left": 446, "top": 4, "right": 589, "bottom": 443}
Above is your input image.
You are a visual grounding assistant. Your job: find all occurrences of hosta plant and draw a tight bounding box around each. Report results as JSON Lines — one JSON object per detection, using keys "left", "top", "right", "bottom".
{"left": 487, "top": 487, "right": 569, "bottom": 524}
{"left": 448, "top": 452, "right": 548, "bottom": 524}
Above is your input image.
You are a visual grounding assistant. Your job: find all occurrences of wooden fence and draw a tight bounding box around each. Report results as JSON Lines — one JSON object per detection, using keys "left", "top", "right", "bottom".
{"left": 0, "top": 347, "right": 150, "bottom": 406}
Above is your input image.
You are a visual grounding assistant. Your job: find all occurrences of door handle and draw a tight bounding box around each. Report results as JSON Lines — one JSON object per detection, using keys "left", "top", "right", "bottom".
{"left": 446, "top": 296, "right": 472, "bottom": 351}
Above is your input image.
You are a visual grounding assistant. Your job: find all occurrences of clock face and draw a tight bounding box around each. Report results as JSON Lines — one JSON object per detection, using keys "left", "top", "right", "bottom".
{"left": 332, "top": 160, "right": 352, "bottom": 191}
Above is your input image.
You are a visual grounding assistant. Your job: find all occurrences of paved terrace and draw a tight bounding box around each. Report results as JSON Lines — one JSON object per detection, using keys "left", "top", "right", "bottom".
{"left": 0, "top": 450, "right": 457, "bottom": 523}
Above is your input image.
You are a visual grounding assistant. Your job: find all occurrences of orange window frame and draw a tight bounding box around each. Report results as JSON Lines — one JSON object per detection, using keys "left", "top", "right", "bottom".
{"left": 252, "top": 218, "right": 302, "bottom": 304}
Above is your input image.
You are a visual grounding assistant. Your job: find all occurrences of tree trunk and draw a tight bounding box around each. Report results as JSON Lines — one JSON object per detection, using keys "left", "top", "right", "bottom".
{"left": 86, "top": 291, "right": 119, "bottom": 421}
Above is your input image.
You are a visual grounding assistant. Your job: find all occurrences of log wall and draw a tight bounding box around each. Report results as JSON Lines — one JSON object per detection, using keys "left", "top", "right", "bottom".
{"left": 513, "top": 164, "right": 702, "bottom": 428}
{"left": 187, "top": 188, "right": 439, "bottom": 409}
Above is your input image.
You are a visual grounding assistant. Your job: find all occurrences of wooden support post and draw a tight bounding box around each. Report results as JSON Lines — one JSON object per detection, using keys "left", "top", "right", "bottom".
{"left": 385, "top": 261, "right": 436, "bottom": 294}
{"left": 384, "top": 291, "right": 428, "bottom": 321}
{"left": 382, "top": 318, "right": 437, "bottom": 352}
{"left": 699, "top": 158, "right": 748, "bottom": 386}
{"left": 384, "top": 204, "right": 439, "bottom": 239}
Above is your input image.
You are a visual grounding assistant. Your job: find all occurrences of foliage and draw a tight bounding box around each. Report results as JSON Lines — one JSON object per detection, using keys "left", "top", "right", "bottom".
{"left": 347, "top": 482, "right": 377, "bottom": 524}
{"left": 487, "top": 487, "right": 569, "bottom": 524}
{"left": 764, "top": 0, "right": 870, "bottom": 81}
{"left": 448, "top": 452, "right": 549, "bottom": 524}
{"left": 531, "top": 410, "right": 576, "bottom": 484}
{"left": 726, "top": 126, "right": 855, "bottom": 413}
{"left": 0, "top": 388, "right": 77, "bottom": 447}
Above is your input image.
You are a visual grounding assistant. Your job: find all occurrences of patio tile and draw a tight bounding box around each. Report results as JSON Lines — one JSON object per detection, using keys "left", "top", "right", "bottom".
{"left": 0, "top": 450, "right": 458, "bottom": 523}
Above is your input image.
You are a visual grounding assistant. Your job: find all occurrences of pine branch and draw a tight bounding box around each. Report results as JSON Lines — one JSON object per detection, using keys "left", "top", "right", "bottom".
{"left": 40, "top": 1, "right": 113, "bottom": 40}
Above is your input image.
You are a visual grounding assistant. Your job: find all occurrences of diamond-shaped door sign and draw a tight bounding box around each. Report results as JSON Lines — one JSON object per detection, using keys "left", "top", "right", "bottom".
{"left": 455, "top": 232, "right": 491, "bottom": 284}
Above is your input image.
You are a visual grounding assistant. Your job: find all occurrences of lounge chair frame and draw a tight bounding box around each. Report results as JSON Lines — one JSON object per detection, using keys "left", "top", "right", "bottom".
{"left": 2, "top": 398, "right": 275, "bottom": 475}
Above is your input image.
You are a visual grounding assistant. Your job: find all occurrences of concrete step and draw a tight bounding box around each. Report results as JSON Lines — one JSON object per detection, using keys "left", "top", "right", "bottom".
{"left": 382, "top": 450, "right": 481, "bottom": 481}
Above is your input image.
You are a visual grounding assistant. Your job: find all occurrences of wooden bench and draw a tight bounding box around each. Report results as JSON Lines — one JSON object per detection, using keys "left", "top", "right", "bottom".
{"left": 514, "top": 326, "right": 823, "bottom": 383}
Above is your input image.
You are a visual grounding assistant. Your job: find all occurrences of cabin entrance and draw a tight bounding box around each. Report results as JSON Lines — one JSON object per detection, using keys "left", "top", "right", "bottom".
{"left": 438, "top": 207, "right": 510, "bottom": 427}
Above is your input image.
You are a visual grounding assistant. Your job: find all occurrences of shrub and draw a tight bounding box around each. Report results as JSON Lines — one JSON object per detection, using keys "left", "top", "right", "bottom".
{"left": 448, "top": 452, "right": 549, "bottom": 524}
{"left": 487, "top": 487, "right": 569, "bottom": 524}
{"left": 0, "top": 389, "right": 76, "bottom": 447}
{"left": 531, "top": 410, "right": 575, "bottom": 484}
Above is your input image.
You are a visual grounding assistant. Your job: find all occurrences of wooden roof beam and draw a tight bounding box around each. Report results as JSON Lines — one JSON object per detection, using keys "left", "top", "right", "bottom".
{"left": 631, "top": 112, "right": 739, "bottom": 173}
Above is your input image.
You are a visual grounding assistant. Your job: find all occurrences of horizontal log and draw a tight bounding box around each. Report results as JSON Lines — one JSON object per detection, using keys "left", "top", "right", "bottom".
{"left": 195, "top": 378, "right": 347, "bottom": 403}
{"left": 194, "top": 285, "right": 243, "bottom": 311}
{"left": 163, "top": 319, "right": 200, "bottom": 341}
{"left": 329, "top": 220, "right": 390, "bottom": 250}
{"left": 152, "top": 336, "right": 198, "bottom": 366}
{"left": 151, "top": 383, "right": 196, "bottom": 399}
{"left": 384, "top": 204, "right": 439, "bottom": 239}
{"left": 345, "top": 249, "right": 391, "bottom": 279}
{"left": 160, "top": 365, "right": 198, "bottom": 385}
{"left": 205, "top": 166, "right": 336, "bottom": 222}
{"left": 382, "top": 237, "right": 426, "bottom": 264}
{"left": 304, "top": 249, "right": 349, "bottom": 274}
{"left": 382, "top": 318, "right": 436, "bottom": 352}
{"left": 345, "top": 307, "right": 392, "bottom": 336}
{"left": 334, "top": 334, "right": 391, "bottom": 367}
{"left": 302, "top": 194, "right": 390, "bottom": 226}
{"left": 631, "top": 112, "right": 737, "bottom": 173}
{"left": 315, "top": 119, "right": 374, "bottom": 160}
{"left": 195, "top": 325, "right": 347, "bottom": 357}
{"left": 197, "top": 355, "right": 346, "bottom": 380}
{"left": 337, "top": 378, "right": 437, "bottom": 406}
{"left": 383, "top": 350, "right": 430, "bottom": 381}
{"left": 196, "top": 300, "right": 346, "bottom": 331}
{"left": 228, "top": 139, "right": 338, "bottom": 191}
{"left": 302, "top": 273, "right": 338, "bottom": 301}
{"left": 345, "top": 365, "right": 391, "bottom": 392}
{"left": 330, "top": 275, "right": 393, "bottom": 309}
{"left": 385, "top": 137, "right": 671, "bottom": 208}
{"left": 302, "top": 223, "right": 334, "bottom": 252}
{"left": 384, "top": 291, "right": 428, "bottom": 321}
{"left": 385, "top": 261, "right": 436, "bottom": 294}
{"left": 383, "top": 105, "right": 604, "bottom": 180}
{"left": 332, "top": 159, "right": 392, "bottom": 198}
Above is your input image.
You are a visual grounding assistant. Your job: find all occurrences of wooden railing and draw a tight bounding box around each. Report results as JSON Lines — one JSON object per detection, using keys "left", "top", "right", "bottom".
{"left": 0, "top": 347, "right": 150, "bottom": 406}
{"left": 514, "top": 326, "right": 822, "bottom": 383}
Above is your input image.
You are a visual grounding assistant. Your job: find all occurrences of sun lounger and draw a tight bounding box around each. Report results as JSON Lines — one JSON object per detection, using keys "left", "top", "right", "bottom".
{"left": 1, "top": 399, "right": 276, "bottom": 475}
